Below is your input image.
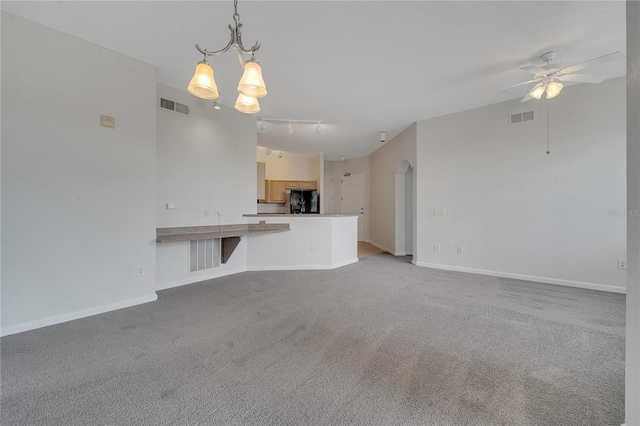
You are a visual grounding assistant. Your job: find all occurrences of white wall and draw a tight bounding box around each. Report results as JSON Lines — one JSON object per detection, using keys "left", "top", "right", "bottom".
{"left": 626, "top": 0, "right": 640, "bottom": 423}
{"left": 257, "top": 152, "right": 320, "bottom": 181}
{"left": 324, "top": 155, "right": 371, "bottom": 241}
{"left": 155, "top": 83, "right": 257, "bottom": 290}
{"left": 415, "top": 77, "right": 627, "bottom": 293}
{"left": 1, "top": 12, "right": 157, "bottom": 335}
{"left": 368, "top": 124, "right": 417, "bottom": 254}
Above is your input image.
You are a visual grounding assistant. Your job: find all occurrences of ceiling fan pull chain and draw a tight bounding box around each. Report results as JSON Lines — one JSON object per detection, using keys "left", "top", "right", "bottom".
{"left": 546, "top": 101, "right": 550, "bottom": 155}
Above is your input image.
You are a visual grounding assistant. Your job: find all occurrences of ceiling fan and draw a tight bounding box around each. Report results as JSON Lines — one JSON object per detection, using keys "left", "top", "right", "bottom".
{"left": 499, "top": 50, "right": 625, "bottom": 102}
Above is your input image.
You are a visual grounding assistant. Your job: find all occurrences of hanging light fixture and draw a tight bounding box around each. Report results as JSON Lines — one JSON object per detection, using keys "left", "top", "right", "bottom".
{"left": 188, "top": 59, "right": 219, "bottom": 99}
{"left": 528, "top": 78, "right": 564, "bottom": 100}
{"left": 188, "top": 0, "right": 267, "bottom": 114}
{"left": 529, "top": 83, "right": 546, "bottom": 100}
{"left": 545, "top": 81, "right": 563, "bottom": 99}
{"left": 235, "top": 93, "right": 260, "bottom": 114}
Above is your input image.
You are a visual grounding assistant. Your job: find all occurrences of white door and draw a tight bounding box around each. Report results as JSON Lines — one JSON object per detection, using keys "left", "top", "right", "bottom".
{"left": 341, "top": 172, "right": 365, "bottom": 241}
{"left": 323, "top": 173, "right": 333, "bottom": 213}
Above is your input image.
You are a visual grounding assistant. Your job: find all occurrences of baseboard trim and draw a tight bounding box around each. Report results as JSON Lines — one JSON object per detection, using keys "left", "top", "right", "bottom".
{"left": 1, "top": 293, "right": 158, "bottom": 337}
{"left": 156, "top": 267, "right": 248, "bottom": 291}
{"left": 414, "top": 262, "right": 626, "bottom": 294}
{"left": 248, "top": 258, "right": 358, "bottom": 271}
{"left": 369, "top": 240, "right": 392, "bottom": 254}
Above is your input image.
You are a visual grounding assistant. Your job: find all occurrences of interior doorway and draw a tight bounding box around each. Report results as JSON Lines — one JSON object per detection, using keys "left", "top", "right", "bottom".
{"left": 395, "top": 160, "right": 414, "bottom": 256}
{"left": 341, "top": 172, "right": 365, "bottom": 241}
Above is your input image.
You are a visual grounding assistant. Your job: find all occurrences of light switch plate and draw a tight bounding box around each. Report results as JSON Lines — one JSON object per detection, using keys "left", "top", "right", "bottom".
{"left": 434, "top": 208, "right": 446, "bottom": 216}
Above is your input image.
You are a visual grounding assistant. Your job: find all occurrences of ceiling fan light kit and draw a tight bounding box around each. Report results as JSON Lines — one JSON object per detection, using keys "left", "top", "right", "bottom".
{"left": 497, "top": 50, "right": 625, "bottom": 102}
{"left": 188, "top": 0, "right": 267, "bottom": 114}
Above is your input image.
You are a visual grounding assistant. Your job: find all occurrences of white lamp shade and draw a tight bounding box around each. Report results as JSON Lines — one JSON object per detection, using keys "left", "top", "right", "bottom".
{"left": 237, "top": 61, "right": 267, "bottom": 98}
{"left": 188, "top": 62, "right": 219, "bottom": 99}
{"left": 235, "top": 93, "right": 260, "bottom": 114}
{"left": 546, "top": 81, "right": 563, "bottom": 99}
{"left": 529, "top": 83, "right": 546, "bottom": 100}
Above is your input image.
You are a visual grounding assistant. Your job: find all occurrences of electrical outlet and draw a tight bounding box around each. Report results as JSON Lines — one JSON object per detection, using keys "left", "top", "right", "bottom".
{"left": 311, "top": 245, "right": 316, "bottom": 252}
{"left": 204, "top": 209, "right": 209, "bottom": 217}
{"left": 222, "top": 209, "right": 228, "bottom": 216}
{"left": 457, "top": 247, "right": 463, "bottom": 254}
{"left": 136, "top": 267, "right": 144, "bottom": 276}
{"left": 434, "top": 208, "right": 446, "bottom": 216}
{"left": 434, "top": 244, "right": 441, "bottom": 252}
{"left": 618, "top": 259, "right": 627, "bottom": 270}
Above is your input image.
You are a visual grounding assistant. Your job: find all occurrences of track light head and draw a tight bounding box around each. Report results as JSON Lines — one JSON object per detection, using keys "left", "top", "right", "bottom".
{"left": 279, "top": 150, "right": 284, "bottom": 158}
{"left": 380, "top": 131, "right": 386, "bottom": 143}
{"left": 265, "top": 148, "right": 272, "bottom": 156}
{"left": 316, "top": 123, "right": 321, "bottom": 135}
{"left": 287, "top": 121, "right": 294, "bottom": 134}
{"left": 213, "top": 99, "right": 222, "bottom": 110}
{"left": 341, "top": 155, "right": 345, "bottom": 163}
{"left": 259, "top": 118, "right": 267, "bottom": 133}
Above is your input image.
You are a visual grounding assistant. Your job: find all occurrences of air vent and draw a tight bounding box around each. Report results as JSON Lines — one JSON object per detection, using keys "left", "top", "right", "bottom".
{"left": 509, "top": 110, "right": 535, "bottom": 125}
{"left": 189, "top": 239, "right": 220, "bottom": 273}
{"left": 159, "top": 97, "right": 190, "bottom": 115}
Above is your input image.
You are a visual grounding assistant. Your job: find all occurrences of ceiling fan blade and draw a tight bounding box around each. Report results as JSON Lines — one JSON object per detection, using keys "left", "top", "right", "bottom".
{"left": 520, "top": 93, "right": 534, "bottom": 102}
{"left": 520, "top": 65, "right": 547, "bottom": 75}
{"left": 559, "top": 51, "right": 625, "bottom": 75}
{"left": 491, "top": 79, "right": 539, "bottom": 92}
{"left": 558, "top": 74, "right": 610, "bottom": 84}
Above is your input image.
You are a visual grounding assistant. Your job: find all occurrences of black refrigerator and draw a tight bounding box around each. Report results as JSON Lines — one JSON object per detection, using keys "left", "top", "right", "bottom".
{"left": 289, "top": 190, "right": 319, "bottom": 214}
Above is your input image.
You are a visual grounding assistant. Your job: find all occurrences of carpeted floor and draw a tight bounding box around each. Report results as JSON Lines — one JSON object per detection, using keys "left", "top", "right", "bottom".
{"left": 1, "top": 253, "right": 625, "bottom": 425}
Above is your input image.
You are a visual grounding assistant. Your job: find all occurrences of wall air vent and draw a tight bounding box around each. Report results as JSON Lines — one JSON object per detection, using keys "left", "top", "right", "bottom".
{"left": 189, "top": 239, "right": 220, "bottom": 273}
{"left": 159, "top": 97, "right": 190, "bottom": 115}
{"left": 509, "top": 110, "right": 535, "bottom": 125}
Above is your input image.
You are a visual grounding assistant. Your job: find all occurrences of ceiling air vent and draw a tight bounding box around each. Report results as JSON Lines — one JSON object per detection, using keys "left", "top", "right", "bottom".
{"left": 509, "top": 110, "right": 535, "bottom": 125}
{"left": 159, "top": 97, "right": 190, "bottom": 115}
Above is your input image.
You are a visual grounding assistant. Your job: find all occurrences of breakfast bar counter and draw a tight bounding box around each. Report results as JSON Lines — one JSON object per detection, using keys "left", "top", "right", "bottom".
{"left": 243, "top": 214, "right": 358, "bottom": 270}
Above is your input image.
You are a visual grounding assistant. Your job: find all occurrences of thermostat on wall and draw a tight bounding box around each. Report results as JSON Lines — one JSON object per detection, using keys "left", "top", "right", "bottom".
{"left": 100, "top": 115, "right": 115, "bottom": 129}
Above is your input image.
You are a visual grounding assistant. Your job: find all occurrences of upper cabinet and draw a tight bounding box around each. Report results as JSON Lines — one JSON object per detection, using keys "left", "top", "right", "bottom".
{"left": 268, "top": 180, "right": 287, "bottom": 203}
{"left": 285, "top": 180, "right": 317, "bottom": 190}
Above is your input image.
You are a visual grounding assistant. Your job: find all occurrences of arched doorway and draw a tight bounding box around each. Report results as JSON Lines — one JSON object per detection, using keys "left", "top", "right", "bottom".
{"left": 395, "top": 160, "right": 414, "bottom": 256}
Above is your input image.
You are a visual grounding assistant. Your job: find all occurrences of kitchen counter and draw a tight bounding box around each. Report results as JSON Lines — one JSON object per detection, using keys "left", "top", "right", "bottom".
{"left": 245, "top": 214, "right": 358, "bottom": 218}
{"left": 156, "top": 223, "right": 289, "bottom": 243}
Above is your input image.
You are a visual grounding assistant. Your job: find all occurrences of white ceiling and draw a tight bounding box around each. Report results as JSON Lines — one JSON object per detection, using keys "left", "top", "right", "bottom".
{"left": 2, "top": 1, "right": 626, "bottom": 160}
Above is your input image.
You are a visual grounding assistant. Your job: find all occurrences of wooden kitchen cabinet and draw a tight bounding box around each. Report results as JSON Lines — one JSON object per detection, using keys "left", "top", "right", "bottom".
{"left": 285, "top": 180, "right": 317, "bottom": 190}
{"left": 268, "top": 180, "right": 287, "bottom": 203}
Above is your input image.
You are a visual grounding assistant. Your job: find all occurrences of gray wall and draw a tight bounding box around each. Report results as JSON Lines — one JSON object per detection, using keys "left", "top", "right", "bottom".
{"left": 1, "top": 12, "right": 157, "bottom": 334}
{"left": 155, "top": 83, "right": 257, "bottom": 290}
{"left": 369, "top": 124, "right": 417, "bottom": 255}
{"left": 415, "top": 78, "right": 627, "bottom": 293}
{"left": 626, "top": 0, "right": 640, "bottom": 423}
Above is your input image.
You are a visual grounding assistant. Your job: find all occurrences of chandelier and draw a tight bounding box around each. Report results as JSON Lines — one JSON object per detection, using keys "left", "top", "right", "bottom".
{"left": 188, "top": 0, "right": 267, "bottom": 114}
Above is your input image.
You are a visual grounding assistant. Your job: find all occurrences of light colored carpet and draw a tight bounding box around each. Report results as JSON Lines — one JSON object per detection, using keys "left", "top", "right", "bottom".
{"left": 1, "top": 253, "right": 625, "bottom": 425}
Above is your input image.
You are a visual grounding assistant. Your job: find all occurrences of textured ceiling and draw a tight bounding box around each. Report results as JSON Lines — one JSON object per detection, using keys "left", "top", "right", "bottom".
{"left": 1, "top": 1, "right": 626, "bottom": 160}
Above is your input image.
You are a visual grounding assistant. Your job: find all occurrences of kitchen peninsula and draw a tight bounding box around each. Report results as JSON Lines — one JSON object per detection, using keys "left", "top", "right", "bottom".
{"left": 244, "top": 214, "right": 358, "bottom": 270}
